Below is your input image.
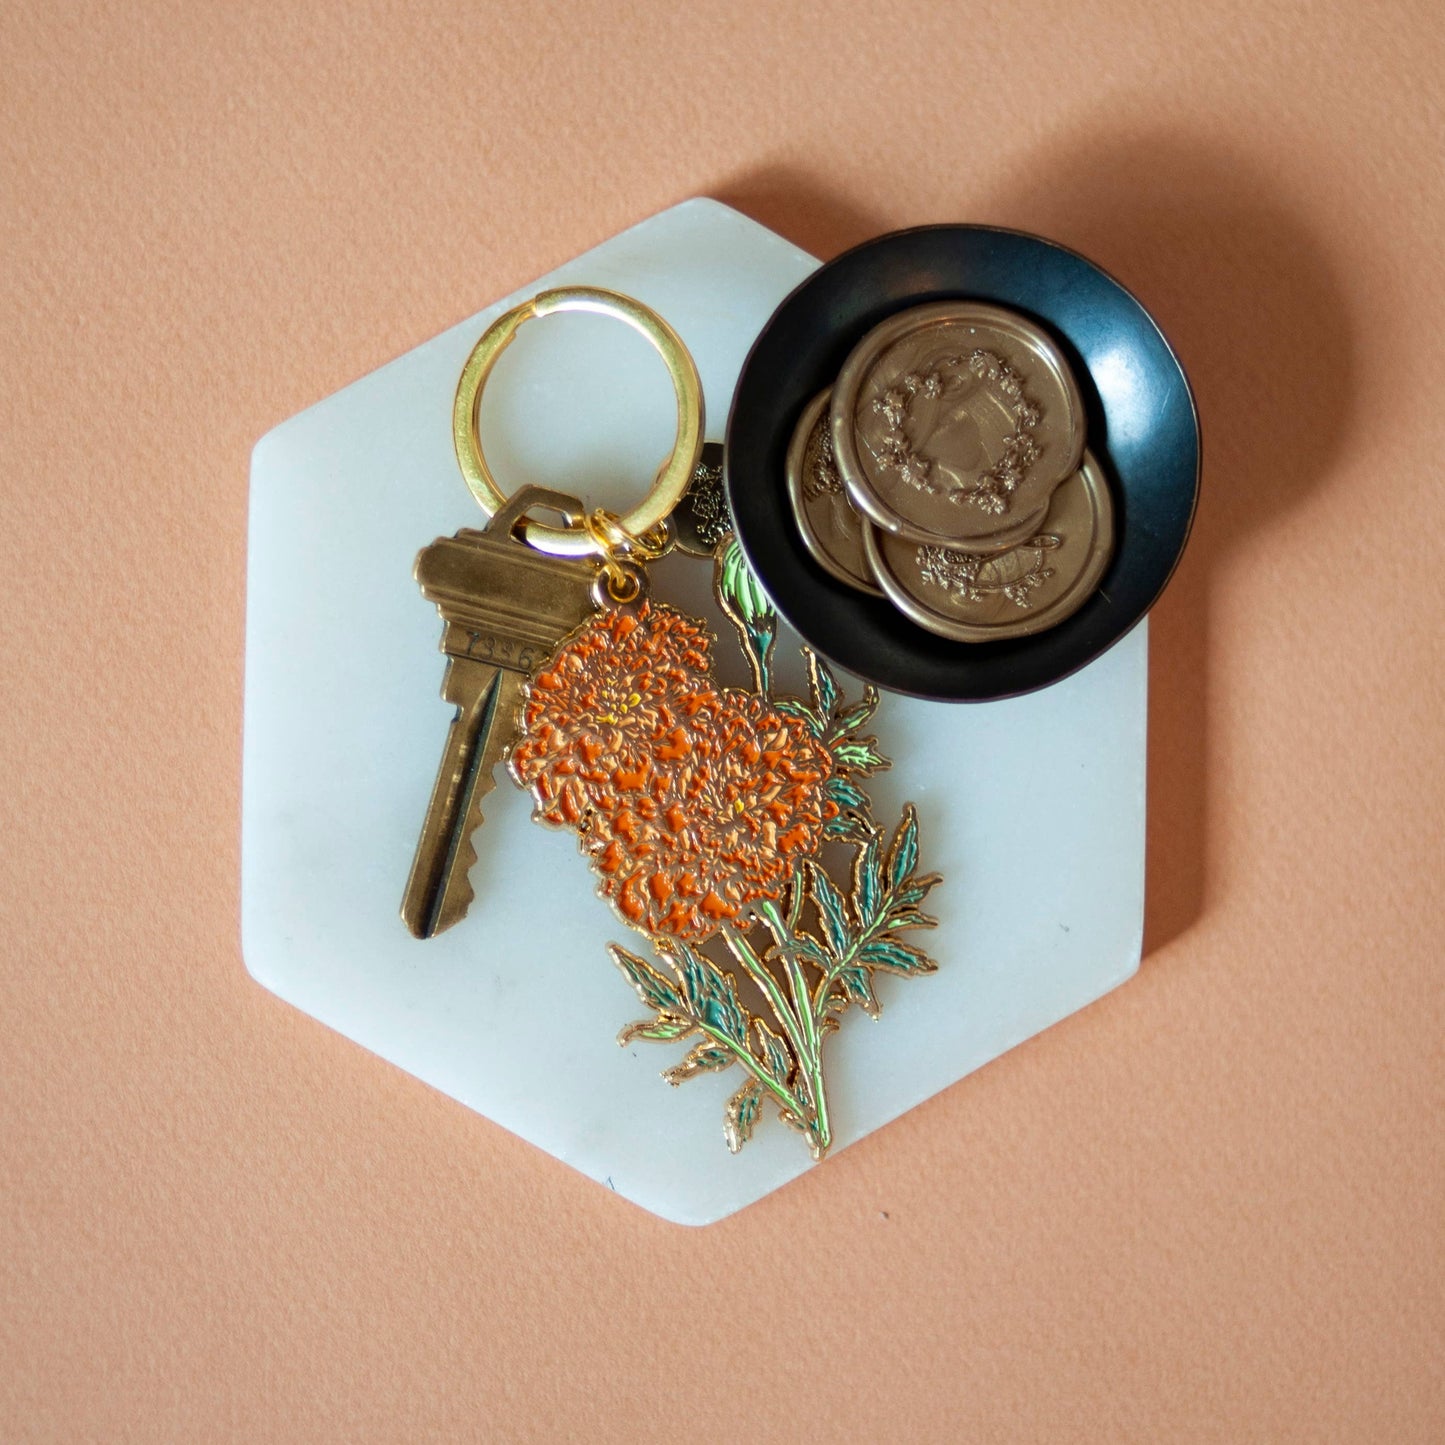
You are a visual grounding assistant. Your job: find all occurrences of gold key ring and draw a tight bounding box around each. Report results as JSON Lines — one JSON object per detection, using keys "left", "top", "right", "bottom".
{"left": 452, "top": 286, "right": 704, "bottom": 558}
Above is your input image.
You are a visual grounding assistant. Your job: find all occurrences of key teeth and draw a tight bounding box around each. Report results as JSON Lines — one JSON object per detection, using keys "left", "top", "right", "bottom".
{"left": 429, "top": 835, "right": 479, "bottom": 939}
{"left": 402, "top": 662, "right": 527, "bottom": 940}
{"left": 413, "top": 752, "right": 505, "bottom": 939}
{"left": 400, "top": 788, "right": 485, "bottom": 941}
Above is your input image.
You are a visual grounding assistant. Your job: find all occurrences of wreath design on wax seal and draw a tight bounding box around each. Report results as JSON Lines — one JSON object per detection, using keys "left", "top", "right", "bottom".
{"left": 802, "top": 419, "right": 844, "bottom": 500}
{"left": 916, "top": 533, "right": 1062, "bottom": 608}
{"left": 872, "top": 350, "right": 1042, "bottom": 515}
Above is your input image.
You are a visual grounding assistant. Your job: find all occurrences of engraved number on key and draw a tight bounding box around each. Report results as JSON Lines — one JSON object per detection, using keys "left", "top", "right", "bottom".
{"left": 464, "top": 632, "right": 539, "bottom": 670}
{"left": 401, "top": 488, "right": 598, "bottom": 939}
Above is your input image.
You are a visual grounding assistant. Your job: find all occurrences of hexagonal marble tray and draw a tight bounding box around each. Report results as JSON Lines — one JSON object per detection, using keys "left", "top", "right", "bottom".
{"left": 242, "top": 198, "right": 1147, "bottom": 1225}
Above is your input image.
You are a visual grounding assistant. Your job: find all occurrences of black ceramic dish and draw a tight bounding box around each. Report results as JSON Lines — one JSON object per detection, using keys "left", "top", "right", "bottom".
{"left": 724, "top": 225, "right": 1200, "bottom": 701}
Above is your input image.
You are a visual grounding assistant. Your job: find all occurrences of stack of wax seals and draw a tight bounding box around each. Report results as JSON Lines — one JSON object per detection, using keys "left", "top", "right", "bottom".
{"left": 785, "top": 300, "right": 1115, "bottom": 642}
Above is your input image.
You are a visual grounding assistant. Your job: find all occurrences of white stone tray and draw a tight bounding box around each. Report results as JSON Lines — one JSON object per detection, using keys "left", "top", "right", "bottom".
{"left": 242, "top": 198, "right": 1147, "bottom": 1225}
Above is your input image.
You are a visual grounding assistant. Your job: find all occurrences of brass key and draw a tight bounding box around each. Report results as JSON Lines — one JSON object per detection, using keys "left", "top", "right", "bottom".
{"left": 401, "top": 487, "right": 598, "bottom": 938}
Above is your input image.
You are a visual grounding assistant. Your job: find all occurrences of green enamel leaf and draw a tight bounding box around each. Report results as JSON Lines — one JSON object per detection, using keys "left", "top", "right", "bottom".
{"left": 616, "top": 1014, "right": 699, "bottom": 1045}
{"left": 824, "top": 811, "right": 872, "bottom": 842}
{"left": 808, "top": 863, "right": 851, "bottom": 955}
{"left": 676, "top": 944, "right": 749, "bottom": 1047}
{"left": 894, "top": 874, "right": 941, "bottom": 908}
{"left": 608, "top": 944, "right": 683, "bottom": 1014}
{"left": 830, "top": 687, "right": 879, "bottom": 738}
{"left": 832, "top": 738, "right": 889, "bottom": 775}
{"left": 662, "top": 1042, "right": 737, "bottom": 1085}
{"left": 854, "top": 833, "right": 884, "bottom": 926}
{"left": 807, "top": 652, "right": 839, "bottom": 718}
{"left": 790, "top": 930, "right": 830, "bottom": 969}
{"left": 751, "top": 1017, "right": 793, "bottom": 1085}
{"left": 888, "top": 804, "right": 920, "bottom": 886}
{"left": 858, "top": 938, "right": 937, "bottom": 976}
{"left": 774, "top": 696, "right": 821, "bottom": 733}
{"left": 840, "top": 966, "right": 880, "bottom": 1018}
{"left": 825, "top": 776, "right": 867, "bottom": 811}
{"left": 724, "top": 1080, "right": 764, "bottom": 1153}
{"left": 887, "top": 906, "right": 938, "bottom": 932}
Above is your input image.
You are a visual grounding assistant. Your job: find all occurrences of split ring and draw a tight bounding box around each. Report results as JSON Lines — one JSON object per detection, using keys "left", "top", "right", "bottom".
{"left": 453, "top": 286, "right": 704, "bottom": 558}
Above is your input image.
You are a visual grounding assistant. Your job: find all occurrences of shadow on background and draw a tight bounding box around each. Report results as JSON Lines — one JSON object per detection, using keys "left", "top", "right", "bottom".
{"left": 718, "top": 133, "right": 1356, "bottom": 958}
{"left": 714, "top": 169, "right": 888, "bottom": 261}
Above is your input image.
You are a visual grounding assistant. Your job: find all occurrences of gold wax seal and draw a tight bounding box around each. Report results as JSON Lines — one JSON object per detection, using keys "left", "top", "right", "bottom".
{"left": 671, "top": 441, "right": 731, "bottom": 558}
{"left": 862, "top": 449, "right": 1114, "bottom": 642}
{"left": 832, "top": 301, "right": 1085, "bottom": 550}
{"left": 785, "top": 389, "right": 883, "bottom": 596}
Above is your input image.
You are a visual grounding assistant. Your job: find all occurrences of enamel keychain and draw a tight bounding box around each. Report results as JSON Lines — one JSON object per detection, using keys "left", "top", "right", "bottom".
{"left": 402, "top": 286, "right": 942, "bottom": 1159}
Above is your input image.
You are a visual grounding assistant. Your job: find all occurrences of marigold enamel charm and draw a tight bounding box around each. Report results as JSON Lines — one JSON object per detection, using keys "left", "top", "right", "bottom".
{"left": 511, "top": 537, "right": 940, "bottom": 1159}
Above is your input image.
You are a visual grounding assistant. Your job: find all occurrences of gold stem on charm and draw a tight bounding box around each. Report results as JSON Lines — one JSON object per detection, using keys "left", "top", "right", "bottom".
{"left": 722, "top": 924, "right": 810, "bottom": 1062}
{"left": 785, "top": 949, "right": 830, "bottom": 1158}
{"left": 754, "top": 900, "right": 832, "bottom": 1158}
{"left": 718, "top": 923, "right": 831, "bottom": 1154}
{"left": 697, "top": 1018, "right": 809, "bottom": 1124}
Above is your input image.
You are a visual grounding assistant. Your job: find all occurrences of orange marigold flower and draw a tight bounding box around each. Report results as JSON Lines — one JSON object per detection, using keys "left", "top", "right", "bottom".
{"left": 511, "top": 602, "right": 716, "bottom": 828}
{"left": 512, "top": 601, "right": 837, "bottom": 941}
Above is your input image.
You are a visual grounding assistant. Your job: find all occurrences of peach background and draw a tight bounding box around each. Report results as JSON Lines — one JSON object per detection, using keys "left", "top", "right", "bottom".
{"left": 3, "top": 1, "right": 1443, "bottom": 1440}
